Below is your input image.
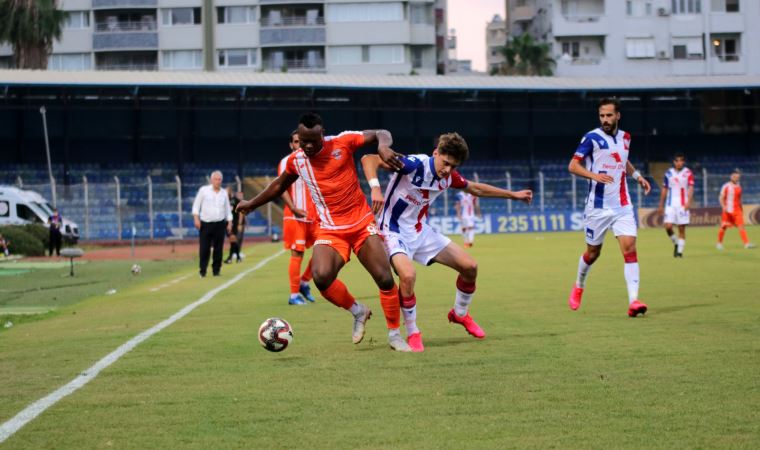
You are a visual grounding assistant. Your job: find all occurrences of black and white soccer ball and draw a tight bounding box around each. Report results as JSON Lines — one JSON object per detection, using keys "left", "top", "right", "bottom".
{"left": 131, "top": 264, "right": 142, "bottom": 275}
{"left": 258, "top": 318, "right": 293, "bottom": 352}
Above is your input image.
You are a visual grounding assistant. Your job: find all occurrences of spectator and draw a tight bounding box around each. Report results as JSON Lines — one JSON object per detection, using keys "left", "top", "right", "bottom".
{"left": 225, "top": 188, "right": 246, "bottom": 264}
{"left": 48, "top": 208, "right": 63, "bottom": 257}
{"left": 0, "top": 234, "right": 9, "bottom": 257}
{"left": 192, "top": 171, "right": 232, "bottom": 277}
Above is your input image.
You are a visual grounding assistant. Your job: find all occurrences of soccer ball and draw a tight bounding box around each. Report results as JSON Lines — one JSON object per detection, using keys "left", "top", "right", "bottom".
{"left": 258, "top": 318, "right": 293, "bottom": 352}
{"left": 131, "top": 264, "right": 142, "bottom": 275}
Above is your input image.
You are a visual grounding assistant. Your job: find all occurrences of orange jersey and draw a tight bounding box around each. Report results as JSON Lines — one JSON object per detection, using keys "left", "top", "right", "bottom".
{"left": 720, "top": 182, "right": 742, "bottom": 214}
{"left": 284, "top": 131, "right": 373, "bottom": 230}
{"left": 279, "top": 153, "right": 317, "bottom": 223}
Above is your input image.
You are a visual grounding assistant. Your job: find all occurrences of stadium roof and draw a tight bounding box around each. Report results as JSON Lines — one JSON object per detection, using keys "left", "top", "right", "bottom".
{"left": 1, "top": 70, "right": 760, "bottom": 91}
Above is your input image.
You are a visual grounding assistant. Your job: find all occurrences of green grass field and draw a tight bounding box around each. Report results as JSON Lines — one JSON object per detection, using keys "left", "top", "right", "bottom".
{"left": 1, "top": 227, "right": 759, "bottom": 449}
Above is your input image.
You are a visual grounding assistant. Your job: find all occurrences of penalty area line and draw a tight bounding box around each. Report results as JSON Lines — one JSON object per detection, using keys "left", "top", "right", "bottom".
{"left": 0, "top": 249, "right": 285, "bottom": 444}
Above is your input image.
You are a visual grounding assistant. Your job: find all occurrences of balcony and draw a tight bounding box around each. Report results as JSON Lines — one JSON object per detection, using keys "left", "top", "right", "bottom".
{"left": 260, "top": 16, "right": 324, "bottom": 27}
{"left": 262, "top": 58, "right": 325, "bottom": 72}
{"left": 92, "top": 0, "right": 157, "bottom": 9}
{"left": 260, "top": 28, "right": 325, "bottom": 46}
{"left": 552, "top": 14, "right": 609, "bottom": 37}
{"left": 95, "top": 19, "right": 157, "bottom": 32}
{"left": 95, "top": 50, "right": 157, "bottom": 70}
{"left": 512, "top": 6, "right": 536, "bottom": 22}
{"left": 95, "top": 63, "right": 158, "bottom": 71}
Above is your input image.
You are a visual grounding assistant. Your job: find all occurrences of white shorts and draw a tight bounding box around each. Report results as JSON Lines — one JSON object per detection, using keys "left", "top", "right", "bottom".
{"left": 383, "top": 224, "right": 451, "bottom": 266}
{"left": 460, "top": 216, "right": 475, "bottom": 230}
{"left": 583, "top": 207, "right": 637, "bottom": 246}
{"left": 664, "top": 206, "right": 690, "bottom": 225}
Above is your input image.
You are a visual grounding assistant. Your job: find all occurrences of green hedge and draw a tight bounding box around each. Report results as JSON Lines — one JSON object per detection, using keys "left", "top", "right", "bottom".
{"left": 0, "top": 226, "right": 45, "bottom": 256}
{"left": 21, "top": 224, "right": 50, "bottom": 247}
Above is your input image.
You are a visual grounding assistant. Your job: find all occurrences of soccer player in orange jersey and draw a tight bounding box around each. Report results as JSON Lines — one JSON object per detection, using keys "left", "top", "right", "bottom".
{"left": 717, "top": 169, "right": 756, "bottom": 250}
{"left": 237, "top": 113, "right": 412, "bottom": 351}
{"left": 278, "top": 130, "right": 318, "bottom": 305}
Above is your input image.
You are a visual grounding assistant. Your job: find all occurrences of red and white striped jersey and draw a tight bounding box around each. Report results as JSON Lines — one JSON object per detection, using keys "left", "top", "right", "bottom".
{"left": 720, "top": 182, "right": 743, "bottom": 214}
{"left": 278, "top": 153, "right": 316, "bottom": 223}
{"left": 663, "top": 167, "right": 694, "bottom": 207}
{"left": 456, "top": 192, "right": 477, "bottom": 218}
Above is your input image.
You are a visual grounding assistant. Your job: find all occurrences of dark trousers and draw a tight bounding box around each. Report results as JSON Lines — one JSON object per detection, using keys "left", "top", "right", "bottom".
{"left": 199, "top": 220, "right": 226, "bottom": 275}
{"left": 227, "top": 228, "right": 245, "bottom": 261}
{"left": 49, "top": 232, "right": 61, "bottom": 256}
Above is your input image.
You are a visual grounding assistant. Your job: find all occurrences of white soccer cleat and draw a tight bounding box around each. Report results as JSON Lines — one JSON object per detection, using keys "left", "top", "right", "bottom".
{"left": 716, "top": 243, "right": 724, "bottom": 250}
{"left": 351, "top": 303, "right": 372, "bottom": 344}
{"left": 388, "top": 333, "right": 412, "bottom": 352}
{"left": 745, "top": 243, "right": 757, "bottom": 249}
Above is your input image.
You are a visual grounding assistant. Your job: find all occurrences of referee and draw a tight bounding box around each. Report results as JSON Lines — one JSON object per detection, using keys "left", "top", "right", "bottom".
{"left": 192, "top": 171, "right": 232, "bottom": 277}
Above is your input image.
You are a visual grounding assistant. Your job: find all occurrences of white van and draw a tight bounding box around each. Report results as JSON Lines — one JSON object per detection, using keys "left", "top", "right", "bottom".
{"left": 0, "top": 186, "right": 80, "bottom": 243}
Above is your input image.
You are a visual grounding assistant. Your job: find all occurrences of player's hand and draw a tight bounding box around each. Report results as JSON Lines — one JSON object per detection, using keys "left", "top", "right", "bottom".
{"left": 594, "top": 173, "right": 615, "bottom": 184}
{"left": 639, "top": 177, "right": 652, "bottom": 195}
{"left": 656, "top": 206, "right": 664, "bottom": 216}
{"left": 226, "top": 223, "right": 232, "bottom": 235}
{"left": 514, "top": 190, "right": 533, "bottom": 204}
{"left": 236, "top": 200, "right": 254, "bottom": 215}
{"left": 370, "top": 187, "right": 385, "bottom": 215}
{"left": 292, "top": 208, "right": 307, "bottom": 218}
{"left": 378, "top": 145, "right": 404, "bottom": 171}
{"left": 684, "top": 202, "right": 690, "bottom": 211}
{"left": 193, "top": 216, "right": 201, "bottom": 230}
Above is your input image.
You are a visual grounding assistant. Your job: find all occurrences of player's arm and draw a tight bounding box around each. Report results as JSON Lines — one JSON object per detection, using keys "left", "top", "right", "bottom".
{"left": 568, "top": 158, "right": 614, "bottom": 185}
{"left": 361, "top": 154, "right": 393, "bottom": 215}
{"left": 686, "top": 172, "right": 695, "bottom": 210}
{"left": 657, "top": 176, "right": 668, "bottom": 213}
{"left": 719, "top": 187, "right": 726, "bottom": 211}
{"left": 237, "top": 172, "right": 298, "bottom": 215}
{"left": 464, "top": 181, "right": 533, "bottom": 204}
{"left": 280, "top": 191, "right": 306, "bottom": 218}
{"left": 362, "top": 129, "right": 404, "bottom": 171}
{"left": 625, "top": 160, "right": 651, "bottom": 195}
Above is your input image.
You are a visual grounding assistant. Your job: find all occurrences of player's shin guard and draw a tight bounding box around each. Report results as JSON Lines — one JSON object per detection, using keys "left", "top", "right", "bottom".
{"left": 623, "top": 252, "right": 640, "bottom": 304}
{"left": 400, "top": 293, "right": 419, "bottom": 335}
{"left": 454, "top": 275, "right": 476, "bottom": 317}
{"left": 379, "top": 285, "right": 401, "bottom": 330}
{"left": 576, "top": 253, "right": 594, "bottom": 288}
{"left": 677, "top": 239, "right": 685, "bottom": 254}
{"left": 288, "top": 255, "right": 303, "bottom": 295}
{"left": 301, "top": 258, "right": 313, "bottom": 283}
{"left": 319, "top": 279, "right": 356, "bottom": 310}
{"left": 466, "top": 229, "right": 475, "bottom": 245}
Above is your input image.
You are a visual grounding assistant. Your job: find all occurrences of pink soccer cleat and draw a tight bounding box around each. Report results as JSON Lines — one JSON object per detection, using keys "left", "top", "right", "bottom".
{"left": 447, "top": 309, "right": 486, "bottom": 339}
{"left": 568, "top": 284, "right": 584, "bottom": 311}
{"left": 627, "top": 300, "right": 648, "bottom": 317}
{"left": 407, "top": 332, "right": 424, "bottom": 352}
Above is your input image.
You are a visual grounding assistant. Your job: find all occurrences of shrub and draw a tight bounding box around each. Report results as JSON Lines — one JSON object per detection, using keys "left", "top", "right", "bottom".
{"left": 0, "top": 226, "right": 45, "bottom": 256}
{"left": 21, "top": 224, "right": 50, "bottom": 247}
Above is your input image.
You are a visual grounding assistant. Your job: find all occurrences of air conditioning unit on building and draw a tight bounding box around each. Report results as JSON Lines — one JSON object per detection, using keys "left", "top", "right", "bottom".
{"left": 657, "top": 7, "right": 670, "bottom": 16}
{"left": 657, "top": 50, "right": 670, "bottom": 59}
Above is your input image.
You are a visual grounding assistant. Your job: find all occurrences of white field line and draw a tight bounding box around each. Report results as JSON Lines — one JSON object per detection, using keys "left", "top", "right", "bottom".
{"left": 0, "top": 249, "right": 284, "bottom": 444}
{"left": 149, "top": 274, "right": 191, "bottom": 292}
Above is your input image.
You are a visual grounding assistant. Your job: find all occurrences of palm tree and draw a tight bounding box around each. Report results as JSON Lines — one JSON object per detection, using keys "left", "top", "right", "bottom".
{"left": 0, "top": 0, "right": 66, "bottom": 69}
{"left": 494, "top": 33, "right": 555, "bottom": 76}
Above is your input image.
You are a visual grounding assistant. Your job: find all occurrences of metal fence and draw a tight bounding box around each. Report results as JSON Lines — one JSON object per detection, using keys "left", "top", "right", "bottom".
{"left": 11, "top": 169, "right": 760, "bottom": 241}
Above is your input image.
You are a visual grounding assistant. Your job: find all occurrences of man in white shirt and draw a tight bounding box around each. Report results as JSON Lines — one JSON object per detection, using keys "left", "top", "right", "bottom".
{"left": 193, "top": 171, "right": 233, "bottom": 277}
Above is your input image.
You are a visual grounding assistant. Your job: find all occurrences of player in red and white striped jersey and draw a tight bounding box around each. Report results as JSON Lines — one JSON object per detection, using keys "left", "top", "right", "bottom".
{"left": 657, "top": 153, "right": 694, "bottom": 257}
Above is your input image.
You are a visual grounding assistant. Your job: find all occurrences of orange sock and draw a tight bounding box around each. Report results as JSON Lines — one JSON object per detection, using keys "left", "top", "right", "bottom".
{"left": 319, "top": 279, "right": 356, "bottom": 310}
{"left": 739, "top": 228, "right": 749, "bottom": 245}
{"left": 301, "top": 258, "right": 313, "bottom": 283}
{"left": 379, "top": 284, "right": 401, "bottom": 329}
{"left": 718, "top": 227, "right": 726, "bottom": 243}
{"left": 288, "top": 255, "right": 302, "bottom": 295}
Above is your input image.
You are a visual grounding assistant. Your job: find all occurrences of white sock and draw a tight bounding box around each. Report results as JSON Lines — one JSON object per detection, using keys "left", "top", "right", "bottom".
{"left": 669, "top": 233, "right": 677, "bottom": 244}
{"left": 300, "top": 280, "right": 309, "bottom": 288}
{"left": 576, "top": 254, "right": 592, "bottom": 288}
{"left": 388, "top": 327, "right": 401, "bottom": 338}
{"left": 402, "top": 306, "right": 419, "bottom": 335}
{"left": 467, "top": 229, "right": 475, "bottom": 244}
{"left": 624, "top": 263, "right": 640, "bottom": 304}
{"left": 349, "top": 303, "right": 362, "bottom": 315}
{"left": 461, "top": 229, "right": 468, "bottom": 242}
{"left": 454, "top": 290, "right": 474, "bottom": 317}
{"left": 677, "top": 239, "right": 685, "bottom": 254}
{"left": 290, "top": 293, "right": 301, "bottom": 300}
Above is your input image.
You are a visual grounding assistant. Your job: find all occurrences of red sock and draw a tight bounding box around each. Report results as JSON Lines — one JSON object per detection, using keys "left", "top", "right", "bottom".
{"left": 379, "top": 284, "right": 401, "bottom": 329}
{"left": 319, "top": 279, "right": 355, "bottom": 310}
{"left": 739, "top": 228, "right": 750, "bottom": 245}
{"left": 718, "top": 227, "right": 726, "bottom": 243}
{"left": 301, "top": 258, "right": 313, "bottom": 283}
{"left": 288, "top": 255, "right": 302, "bottom": 295}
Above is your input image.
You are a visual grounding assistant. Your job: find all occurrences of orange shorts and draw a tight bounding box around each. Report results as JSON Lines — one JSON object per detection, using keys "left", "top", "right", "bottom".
{"left": 314, "top": 215, "right": 380, "bottom": 263}
{"left": 721, "top": 211, "right": 744, "bottom": 227}
{"left": 283, "top": 219, "right": 317, "bottom": 252}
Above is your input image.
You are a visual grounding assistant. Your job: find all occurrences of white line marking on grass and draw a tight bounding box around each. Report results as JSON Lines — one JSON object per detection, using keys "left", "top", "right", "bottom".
{"left": 149, "top": 274, "right": 191, "bottom": 292}
{"left": 0, "top": 249, "right": 284, "bottom": 444}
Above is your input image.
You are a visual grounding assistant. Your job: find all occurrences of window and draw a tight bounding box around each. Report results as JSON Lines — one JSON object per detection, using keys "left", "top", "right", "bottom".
{"left": 0, "top": 201, "right": 9, "bottom": 217}
{"left": 329, "top": 46, "right": 362, "bottom": 65}
{"left": 625, "top": 38, "right": 656, "bottom": 58}
{"left": 410, "top": 4, "right": 433, "bottom": 24}
{"left": 16, "top": 204, "right": 42, "bottom": 223}
{"left": 711, "top": 0, "right": 738, "bottom": 12}
{"left": 672, "top": 37, "right": 703, "bottom": 59}
{"left": 162, "top": 50, "right": 202, "bottom": 69}
{"left": 711, "top": 35, "right": 739, "bottom": 61}
{"left": 627, "top": 0, "right": 654, "bottom": 16}
{"left": 326, "top": 3, "right": 403, "bottom": 22}
{"left": 161, "top": 8, "right": 201, "bottom": 26}
{"left": 368, "top": 45, "right": 404, "bottom": 64}
{"left": 217, "top": 6, "right": 255, "bottom": 24}
{"left": 64, "top": 11, "right": 90, "bottom": 29}
{"left": 48, "top": 53, "right": 92, "bottom": 71}
{"left": 562, "top": 41, "right": 580, "bottom": 58}
{"left": 411, "top": 46, "right": 424, "bottom": 68}
{"left": 673, "top": 0, "right": 701, "bottom": 13}
{"left": 626, "top": 1, "right": 633, "bottom": 15}
{"left": 218, "top": 49, "right": 256, "bottom": 67}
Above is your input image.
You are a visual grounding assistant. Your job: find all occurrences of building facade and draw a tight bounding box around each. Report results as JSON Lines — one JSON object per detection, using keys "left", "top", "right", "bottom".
{"left": 0, "top": 0, "right": 445, "bottom": 75}
{"left": 500, "top": 0, "right": 760, "bottom": 77}
{"left": 486, "top": 14, "right": 507, "bottom": 73}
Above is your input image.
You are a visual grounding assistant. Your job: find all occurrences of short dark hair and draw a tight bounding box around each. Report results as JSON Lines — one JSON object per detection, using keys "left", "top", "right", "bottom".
{"left": 673, "top": 152, "right": 686, "bottom": 160}
{"left": 437, "top": 132, "right": 469, "bottom": 163}
{"left": 732, "top": 168, "right": 742, "bottom": 175}
{"left": 598, "top": 97, "right": 621, "bottom": 113}
{"left": 289, "top": 129, "right": 298, "bottom": 143}
{"left": 299, "top": 112, "right": 323, "bottom": 129}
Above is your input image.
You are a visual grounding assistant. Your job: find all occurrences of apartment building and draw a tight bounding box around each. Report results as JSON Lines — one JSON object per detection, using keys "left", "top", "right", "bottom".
{"left": 485, "top": 14, "right": 507, "bottom": 73}
{"left": 0, "top": 0, "right": 447, "bottom": 75}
